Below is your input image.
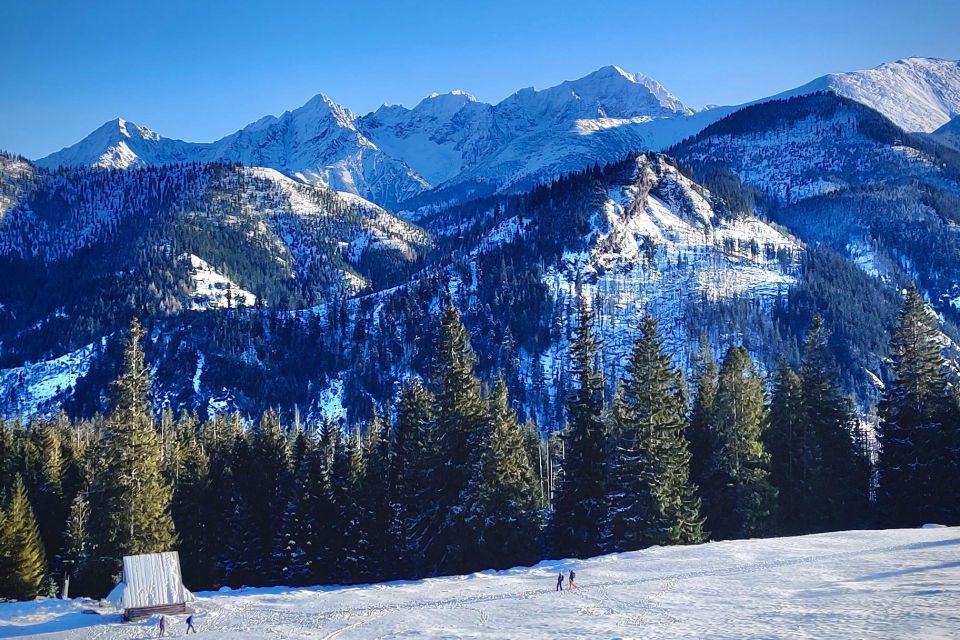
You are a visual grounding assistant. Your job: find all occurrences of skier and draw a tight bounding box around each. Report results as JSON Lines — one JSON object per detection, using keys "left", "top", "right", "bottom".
{"left": 158, "top": 615, "right": 167, "bottom": 637}
{"left": 556, "top": 572, "right": 564, "bottom": 591}
{"left": 568, "top": 569, "right": 576, "bottom": 589}
{"left": 186, "top": 614, "right": 197, "bottom": 634}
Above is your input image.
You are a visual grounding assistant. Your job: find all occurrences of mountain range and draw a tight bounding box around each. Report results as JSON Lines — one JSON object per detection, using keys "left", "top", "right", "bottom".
{"left": 3, "top": 55, "right": 960, "bottom": 424}
{"left": 37, "top": 58, "right": 960, "bottom": 209}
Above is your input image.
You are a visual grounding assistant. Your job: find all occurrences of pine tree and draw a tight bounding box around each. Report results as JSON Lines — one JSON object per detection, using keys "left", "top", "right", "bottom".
{"left": 432, "top": 302, "right": 489, "bottom": 574}
{"left": 169, "top": 412, "right": 211, "bottom": 588}
{"left": 877, "top": 287, "right": 960, "bottom": 526}
{"left": 392, "top": 379, "right": 438, "bottom": 577}
{"left": 273, "top": 429, "right": 315, "bottom": 587}
{"left": 687, "top": 337, "right": 717, "bottom": 500}
{"left": 551, "top": 296, "right": 608, "bottom": 558}
{"left": 28, "top": 421, "right": 67, "bottom": 579}
{"left": 246, "top": 408, "right": 291, "bottom": 584}
{"left": 607, "top": 316, "right": 703, "bottom": 551}
{"left": 1, "top": 476, "right": 48, "bottom": 599}
{"left": 359, "top": 409, "right": 396, "bottom": 581}
{"left": 89, "top": 318, "right": 175, "bottom": 577}
{"left": 61, "top": 494, "right": 90, "bottom": 599}
{"left": 799, "top": 318, "right": 870, "bottom": 531}
{"left": 766, "top": 359, "right": 811, "bottom": 534}
{"left": 701, "top": 346, "right": 777, "bottom": 540}
{"left": 468, "top": 378, "right": 542, "bottom": 569}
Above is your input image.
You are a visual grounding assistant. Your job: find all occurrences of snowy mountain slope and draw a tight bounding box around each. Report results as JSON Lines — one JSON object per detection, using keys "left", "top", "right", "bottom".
{"left": 671, "top": 93, "right": 960, "bottom": 206}
{"left": 35, "top": 118, "right": 195, "bottom": 170}
{"left": 778, "top": 57, "right": 960, "bottom": 133}
{"left": 670, "top": 91, "right": 960, "bottom": 353}
{"left": 35, "top": 65, "right": 708, "bottom": 209}
{"left": 534, "top": 154, "right": 800, "bottom": 389}
{"left": 0, "top": 160, "right": 431, "bottom": 388}
{"left": 0, "top": 339, "right": 101, "bottom": 418}
{"left": 37, "top": 100, "right": 431, "bottom": 209}
{"left": 4, "top": 527, "right": 958, "bottom": 639}
{"left": 188, "top": 254, "right": 257, "bottom": 310}
{"left": 36, "top": 58, "right": 960, "bottom": 210}
{"left": 932, "top": 115, "right": 960, "bottom": 150}
{"left": 0, "top": 153, "right": 38, "bottom": 220}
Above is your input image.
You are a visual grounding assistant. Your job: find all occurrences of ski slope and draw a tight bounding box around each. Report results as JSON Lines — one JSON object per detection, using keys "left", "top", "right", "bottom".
{"left": 1, "top": 527, "right": 958, "bottom": 639}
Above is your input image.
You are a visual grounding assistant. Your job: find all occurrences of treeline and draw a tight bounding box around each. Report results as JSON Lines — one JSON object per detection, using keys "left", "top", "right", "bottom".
{"left": 1, "top": 288, "right": 958, "bottom": 601}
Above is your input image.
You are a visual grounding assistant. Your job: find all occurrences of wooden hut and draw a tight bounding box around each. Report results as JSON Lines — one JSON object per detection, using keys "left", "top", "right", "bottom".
{"left": 107, "top": 551, "right": 189, "bottom": 621}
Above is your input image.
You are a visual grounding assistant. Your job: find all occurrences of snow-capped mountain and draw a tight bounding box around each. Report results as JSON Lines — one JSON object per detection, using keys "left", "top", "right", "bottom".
{"left": 35, "top": 65, "right": 707, "bottom": 208}
{"left": 37, "top": 58, "right": 960, "bottom": 210}
{"left": 35, "top": 118, "right": 195, "bottom": 170}
{"left": 38, "top": 100, "right": 431, "bottom": 209}
{"left": 778, "top": 57, "right": 960, "bottom": 133}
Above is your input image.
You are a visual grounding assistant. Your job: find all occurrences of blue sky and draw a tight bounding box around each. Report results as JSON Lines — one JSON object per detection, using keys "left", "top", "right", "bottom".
{"left": 3, "top": 0, "right": 958, "bottom": 159}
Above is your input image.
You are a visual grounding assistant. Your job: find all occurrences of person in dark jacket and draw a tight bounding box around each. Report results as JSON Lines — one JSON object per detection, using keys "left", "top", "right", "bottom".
{"left": 186, "top": 614, "right": 197, "bottom": 634}
{"left": 556, "top": 572, "right": 564, "bottom": 591}
{"left": 158, "top": 616, "right": 166, "bottom": 637}
{"left": 569, "top": 569, "right": 576, "bottom": 588}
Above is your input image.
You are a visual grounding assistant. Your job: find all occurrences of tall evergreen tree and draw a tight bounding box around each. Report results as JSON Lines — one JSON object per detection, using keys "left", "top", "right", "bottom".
{"left": 607, "top": 316, "right": 703, "bottom": 551}
{"left": 359, "top": 409, "right": 396, "bottom": 581}
{"left": 1, "top": 476, "right": 48, "bottom": 599}
{"left": 432, "top": 302, "right": 489, "bottom": 574}
{"left": 551, "top": 296, "right": 608, "bottom": 558}
{"left": 61, "top": 494, "right": 90, "bottom": 598}
{"left": 246, "top": 408, "right": 291, "bottom": 584}
{"left": 701, "top": 346, "right": 777, "bottom": 540}
{"left": 877, "top": 287, "right": 960, "bottom": 526}
{"left": 392, "top": 379, "right": 438, "bottom": 577}
{"left": 169, "top": 412, "right": 211, "bottom": 588}
{"left": 687, "top": 337, "right": 718, "bottom": 498}
{"left": 799, "top": 318, "right": 870, "bottom": 531}
{"left": 89, "top": 318, "right": 175, "bottom": 583}
{"left": 766, "top": 359, "right": 811, "bottom": 534}
{"left": 466, "top": 378, "right": 542, "bottom": 569}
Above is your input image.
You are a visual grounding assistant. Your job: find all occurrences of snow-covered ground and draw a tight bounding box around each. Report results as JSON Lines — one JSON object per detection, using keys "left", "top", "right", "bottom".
{"left": 189, "top": 255, "right": 257, "bottom": 311}
{"left": 0, "top": 340, "right": 101, "bottom": 419}
{"left": 2, "top": 527, "right": 957, "bottom": 639}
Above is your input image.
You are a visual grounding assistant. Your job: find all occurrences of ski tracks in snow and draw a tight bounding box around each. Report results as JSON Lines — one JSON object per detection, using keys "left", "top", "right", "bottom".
{"left": 181, "top": 536, "right": 960, "bottom": 638}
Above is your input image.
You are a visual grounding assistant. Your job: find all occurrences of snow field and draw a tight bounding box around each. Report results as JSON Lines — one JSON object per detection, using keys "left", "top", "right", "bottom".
{"left": 1, "top": 527, "right": 957, "bottom": 639}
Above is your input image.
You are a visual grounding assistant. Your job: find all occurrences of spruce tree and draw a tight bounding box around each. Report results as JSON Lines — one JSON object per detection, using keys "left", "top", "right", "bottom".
{"left": 766, "top": 359, "right": 811, "bottom": 534}
{"left": 246, "top": 408, "right": 291, "bottom": 584}
{"left": 551, "top": 296, "right": 608, "bottom": 558}
{"left": 877, "top": 287, "right": 960, "bottom": 526}
{"left": 607, "top": 316, "right": 703, "bottom": 551}
{"left": 687, "top": 337, "right": 718, "bottom": 499}
{"left": 28, "top": 421, "right": 66, "bottom": 576}
{"left": 432, "top": 302, "right": 488, "bottom": 574}
{"left": 799, "top": 318, "right": 870, "bottom": 531}
{"left": 359, "top": 409, "right": 396, "bottom": 581}
{"left": 468, "top": 378, "right": 542, "bottom": 569}
{"left": 2, "top": 476, "right": 48, "bottom": 599}
{"left": 90, "top": 318, "right": 175, "bottom": 575}
{"left": 61, "top": 494, "right": 90, "bottom": 598}
{"left": 169, "top": 412, "right": 210, "bottom": 588}
{"left": 273, "top": 429, "right": 315, "bottom": 587}
{"left": 392, "top": 379, "right": 438, "bottom": 577}
{"left": 701, "top": 346, "right": 777, "bottom": 540}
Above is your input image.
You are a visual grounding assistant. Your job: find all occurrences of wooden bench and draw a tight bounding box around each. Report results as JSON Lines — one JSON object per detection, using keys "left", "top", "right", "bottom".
{"left": 124, "top": 602, "right": 188, "bottom": 621}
